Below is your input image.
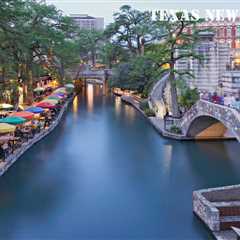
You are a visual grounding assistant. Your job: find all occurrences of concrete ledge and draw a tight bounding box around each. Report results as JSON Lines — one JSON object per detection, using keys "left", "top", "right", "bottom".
{"left": 0, "top": 96, "right": 74, "bottom": 177}
{"left": 121, "top": 95, "right": 192, "bottom": 141}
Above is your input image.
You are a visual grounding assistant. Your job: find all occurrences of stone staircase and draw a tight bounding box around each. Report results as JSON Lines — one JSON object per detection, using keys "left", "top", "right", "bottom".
{"left": 212, "top": 201, "right": 240, "bottom": 231}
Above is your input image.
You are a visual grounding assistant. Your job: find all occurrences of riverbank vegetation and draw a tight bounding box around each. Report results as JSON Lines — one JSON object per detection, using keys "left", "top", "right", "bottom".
{"left": 0, "top": 1, "right": 206, "bottom": 117}
{"left": 103, "top": 5, "right": 207, "bottom": 117}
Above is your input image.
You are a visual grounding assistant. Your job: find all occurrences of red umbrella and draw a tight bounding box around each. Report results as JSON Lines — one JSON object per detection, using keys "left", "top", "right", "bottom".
{"left": 35, "top": 102, "right": 57, "bottom": 109}
{"left": 10, "top": 111, "right": 34, "bottom": 120}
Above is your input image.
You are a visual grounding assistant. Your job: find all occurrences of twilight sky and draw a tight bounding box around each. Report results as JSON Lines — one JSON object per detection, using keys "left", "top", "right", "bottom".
{"left": 46, "top": 0, "right": 240, "bottom": 26}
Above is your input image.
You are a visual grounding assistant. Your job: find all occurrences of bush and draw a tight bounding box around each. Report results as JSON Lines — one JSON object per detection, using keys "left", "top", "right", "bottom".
{"left": 144, "top": 108, "right": 156, "bottom": 117}
{"left": 139, "top": 99, "right": 149, "bottom": 111}
{"left": 170, "top": 125, "right": 182, "bottom": 134}
{"left": 179, "top": 88, "right": 199, "bottom": 110}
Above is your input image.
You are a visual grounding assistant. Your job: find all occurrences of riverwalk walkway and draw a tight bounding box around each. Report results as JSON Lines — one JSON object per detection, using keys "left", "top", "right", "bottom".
{"left": 121, "top": 95, "right": 189, "bottom": 140}
{"left": 0, "top": 95, "right": 74, "bottom": 177}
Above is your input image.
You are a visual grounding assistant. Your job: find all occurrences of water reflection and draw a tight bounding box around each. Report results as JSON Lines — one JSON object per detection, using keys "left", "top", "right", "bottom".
{"left": 123, "top": 104, "right": 136, "bottom": 123}
{"left": 0, "top": 85, "right": 239, "bottom": 239}
{"left": 87, "top": 84, "right": 94, "bottom": 112}
{"left": 162, "top": 144, "right": 173, "bottom": 175}
{"left": 114, "top": 97, "right": 121, "bottom": 117}
{"left": 72, "top": 96, "right": 79, "bottom": 118}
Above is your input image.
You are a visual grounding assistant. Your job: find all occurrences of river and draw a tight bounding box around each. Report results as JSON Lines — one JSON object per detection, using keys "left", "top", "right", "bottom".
{"left": 0, "top": 84, "right": 240, "bottom": 239}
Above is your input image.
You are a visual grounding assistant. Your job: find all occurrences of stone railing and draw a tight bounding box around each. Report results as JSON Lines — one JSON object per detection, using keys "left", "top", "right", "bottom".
{"left": 78, "top": 69, "right": 112, "bottom": 80}
{"left": 0, "top": 96, "right": 74, "bottom": 176}
{"left": 179, "top": 100, "right": 240, "bottom": 141}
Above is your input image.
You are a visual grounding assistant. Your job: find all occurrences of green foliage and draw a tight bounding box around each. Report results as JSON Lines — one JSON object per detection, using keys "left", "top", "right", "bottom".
{"left": 110, "top": 56, "right": 158, "bottom": 95}
{"left": 139, "top": 99, "right": 155, "bottom": 117}
{"left": 170, "top": 125, "right": 182, "bottom": 134}
{"left": 76, "top": 28, "right": 103, "bottom": 65}
{"left": 179, "top": 88, "right": 199, "bottom": 109}
{"left": 0, "top": 0, "right": 79, "bottom": 103}
{"left": 99, "top": 42, "right": 128, "bottom": 68}
{"left": 144, "top": 108, "right": 156, "bottom": 117}
{"left": 139, "top": 99, "right": 149, "bottom": 111}
{"left": 104, "top": 5, "right": 157, "bottom": 56}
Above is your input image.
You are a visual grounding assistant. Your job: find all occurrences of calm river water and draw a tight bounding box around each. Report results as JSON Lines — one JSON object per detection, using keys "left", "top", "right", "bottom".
{"left": 0, "top": 84, "right": 239, "bottom": 239}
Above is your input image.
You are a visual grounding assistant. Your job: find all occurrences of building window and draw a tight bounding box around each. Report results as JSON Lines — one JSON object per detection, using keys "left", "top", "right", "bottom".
{"left": 227, "top": 26, "right": 232, "bottom": 38}
{"left": 237, "top": 26, "right": 240, "bottom": 37}
{"left": 219, "top": 27, "right": 225, "bottom": 38}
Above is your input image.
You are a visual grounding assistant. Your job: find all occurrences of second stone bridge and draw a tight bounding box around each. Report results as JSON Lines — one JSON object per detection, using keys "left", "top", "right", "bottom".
{"left": 178, "top": 100, "right": 240, "bottom": 141}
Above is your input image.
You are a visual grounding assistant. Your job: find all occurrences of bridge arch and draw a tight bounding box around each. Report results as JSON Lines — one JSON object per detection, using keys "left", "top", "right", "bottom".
{"left": 186, "top": 115, "right": 234, "bottom": 139}
{"left": 180, "top": 100, "right": 240, "bottom": 141}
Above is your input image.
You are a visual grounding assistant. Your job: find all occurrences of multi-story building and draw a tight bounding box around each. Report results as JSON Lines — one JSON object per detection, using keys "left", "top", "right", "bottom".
{"left": 70, "top": 14, "right": 104, "bottom": 31}
{"left": 176, "top": 31, "right": 230, "bottom": 92}
{"left": 177, "top": 19, "right": 240, "bottom": 95}
{"left": 198, "top": 19, "right": 240, "bottom": 50}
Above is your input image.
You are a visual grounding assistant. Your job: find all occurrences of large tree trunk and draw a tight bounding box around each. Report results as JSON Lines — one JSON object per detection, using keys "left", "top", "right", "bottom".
{"left": 91, "top": 50, "right": 96, "bottom": 67}
{"left": 25, "top": 63, "right": 34, "bottom": 105}
{"left": 169, "top": 63, "right": 180, "bottom": 118}
{"left": 59, "top": 61, "right": 65, "bottom": 84}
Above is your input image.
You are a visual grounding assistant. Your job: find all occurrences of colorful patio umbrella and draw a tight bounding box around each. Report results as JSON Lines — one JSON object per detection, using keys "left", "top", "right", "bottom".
{"left": 0, "top": 116, "right": 27, "bottom": 125}
{"left": 47, "top": 96, "right": 62, "bottom": 100}
{"left": 10, "top": 111, "right": 34, "bottom": 120}
{"left": 34, "top": 87, "right": 45, "bottom": 92}
{"left": 35, "top": 102, "right": 57, "bottom": 109}
{"left": 42, "top": 99, "right": 59, "bottom": 104}
{"left": 0, "top": 123, "right": 16, "bottom": 133}
{"left": 0, "top": 103, "right": 14, "bottom": 110}
{"left": 64, "top": 83, "right": 74, "bottom": 88}
{"left": 54, "top": 87, "right": 67, "bottom": 93}
{"left": 53, "top": 92, "right": 66, "bottom": 98}
{"left": 25, "top": 106, "right": 45, "bottom": 114}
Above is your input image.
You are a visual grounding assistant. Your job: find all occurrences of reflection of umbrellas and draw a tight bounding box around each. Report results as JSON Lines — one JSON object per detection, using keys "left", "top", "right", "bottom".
{"left": 0, "top": 116, "right": 27, "bottom": 125}
{"left": 0, "top": 103, "right": 14, "bottom": 110}
{"left": 0, "top": 123, "right": 16, "bottom": 133}
{"left": 34, "top": 87, "right": 45, "bottom": 92}
{"left": 25, "top": 106, "right": 45, "bottom": 114}
{"left": 10, "top": 111, "right": 34, "bottom": 120}
{"left": 35, "top": 102, "right": 57, "bottom": 109}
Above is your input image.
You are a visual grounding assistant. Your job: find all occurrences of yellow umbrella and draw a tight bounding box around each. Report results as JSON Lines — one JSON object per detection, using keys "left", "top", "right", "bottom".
{"left": 0, "top": 123, "right": 16, "bottom": 133}
{"left": 42, "top": 99, "right": 59, "bottom": 105}
{"left": 0, "top": 103, "right": 14, "bottom": 110}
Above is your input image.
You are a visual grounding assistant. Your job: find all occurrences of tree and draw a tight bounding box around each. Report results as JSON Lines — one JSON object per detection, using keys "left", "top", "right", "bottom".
{"left": 99, "top": 42, "right": 128, "bottom": 68}
{"left": 76, "top": 29, "right": 103, "bottom": 66}
{"left": 147, "top": 11, "right": 205, "bottom": 117}
{"left": 179, "top": 87, "right": 199, "bottom": 111}
{"left": 104, "top": 5, "right": 156, "bottom": 56}
{"left": 110, "top": 56, "right": 158, "bottom": 96}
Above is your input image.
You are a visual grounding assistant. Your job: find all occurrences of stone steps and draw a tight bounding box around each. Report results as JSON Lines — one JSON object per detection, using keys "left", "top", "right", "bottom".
{"left": 220, "top": 216, "right": 240, "bottom": 230}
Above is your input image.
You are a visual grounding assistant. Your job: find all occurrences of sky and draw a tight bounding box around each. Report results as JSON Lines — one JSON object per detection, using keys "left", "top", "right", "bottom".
{"left": 46, "top": 0, "right": 240, "bottom": 25}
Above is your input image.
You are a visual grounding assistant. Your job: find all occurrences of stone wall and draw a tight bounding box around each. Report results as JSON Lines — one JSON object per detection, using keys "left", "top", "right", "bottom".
{"left": 193, "top": 190, "right": 220, "bottom": 231}
{"left": 193, "top": 185, "right": 240, "bottom": 232}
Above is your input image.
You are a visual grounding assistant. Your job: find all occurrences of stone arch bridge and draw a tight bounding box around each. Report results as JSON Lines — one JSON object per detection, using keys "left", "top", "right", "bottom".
{"left": 77, "top": 69, "right": 112, "bottom": 95}
{"left": 179, "top": 100, "right": 240, "bottom": 141}
{"left": 149, "top": 75, "right": 240, "bottom": 141}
